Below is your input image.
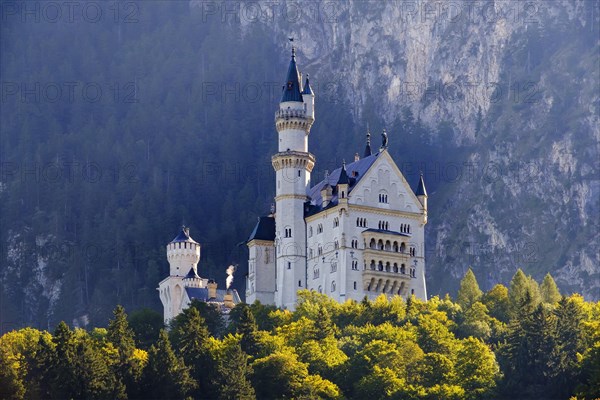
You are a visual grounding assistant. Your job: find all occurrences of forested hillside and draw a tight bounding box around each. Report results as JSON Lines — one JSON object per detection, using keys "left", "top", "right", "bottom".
{"left": 1, "top": 0, "right": 598, "bottom": 328}
{"left": 1, "top": 271, "right": 599, "bottom": 399}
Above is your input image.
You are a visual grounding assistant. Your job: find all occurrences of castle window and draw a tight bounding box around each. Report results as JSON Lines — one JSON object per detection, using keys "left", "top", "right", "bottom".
{"left": 298, "top": 280, "right": 302, "bottom": 287}
{"left": 411, "top": 289, "right": 415, "bottom": 295}
{"left": 352, "top": 260, "right": 358, "bottom": 270}
{"left": 331, "top": 262, "right": 337, "bottom": 273}
{"left": 331, "top": 281, "right": 336, "bottom": 292}
{"left": 298, "top": 170, "right": 301, "bottom": 177}
{"left": 317, "top": 224, "right": 323, "bottom": 234}
{"left": 351, "top": 239, "right": 358, "bottom": 249}
{"left": 401, "top": 264, "right": 406, "bottom": 274}
{"left": 318, "top": 246, "right": 323, "bottom": 256}
{"left": 284, "top": 227, "right": 292, "bottom": 238}
{"left": 313, "top": 266, "right": 319, "bottom": 279}
{"left": 309, "top": 226, "right": 313, "bottom": 237}
{"left": 333, "top": 217, "right": 339, "bottom": 227}
{"left": 318, "top": 285, "right": 322, "bottom": 294}
{"left": 378, "top": 192, "right": 388, "bottom": 203}
{"left": 265, "top": 248, "right": 270, "bottom": 263}
{"left": 287, "top": 262, "right": 291, "bottom": 269}
{"left": 334, "top": 240, "right": 339, "bottom": 250}
{"left": 353, "top": 281, "right": 357, "bottom": 290}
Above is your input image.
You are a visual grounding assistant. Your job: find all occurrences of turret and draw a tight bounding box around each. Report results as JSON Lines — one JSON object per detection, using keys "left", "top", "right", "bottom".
{"left": 416, "top": 173, "right": 428, "bottom": 221}
{"left": 336, "top": 161, "right": 349, "bottom": 204}
{"left": 321, "top": 183, "right": 333, "bottom": 207}
{"left": 166, "top": 227, "right": 201, "bottom": 277}
{"left": 302, "top": 74, "right": 315, "bottom": 121}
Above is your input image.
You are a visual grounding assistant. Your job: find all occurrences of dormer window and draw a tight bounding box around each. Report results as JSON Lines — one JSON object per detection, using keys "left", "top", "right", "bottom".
{"left": 378, "top": 192, "right": 388, "bottom": 203}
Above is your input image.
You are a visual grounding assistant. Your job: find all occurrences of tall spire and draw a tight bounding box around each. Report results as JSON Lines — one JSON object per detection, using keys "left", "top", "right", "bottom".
{"left": 302, "top": 73, "right": 313, "bottom": 95}
{"left": 281, "top": 41, "right": 303, "bottom": 103}
{"left": 337, "top": 160, "right": 349, "bottom": 185}
{"left": 364, "top": 124, "right": 372, "bottom": 157}
{"left": 416, "top": 172, "right": 427, "bottom": 197}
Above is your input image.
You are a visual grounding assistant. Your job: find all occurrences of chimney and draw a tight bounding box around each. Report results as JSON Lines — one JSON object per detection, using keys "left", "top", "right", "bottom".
{"left": 223, "top": 289, "right": 234, "bottom": 309}
{"left": 354, "top": 153, "right": 360, "bottom": 162}
{"left": 207, "top": 279, "right": 217, "bottom": 299}
{"left": 184, "top": 227, "right": 190, "bottom": 236}
{"left": 321, "top": 184, "right": 333, "bottom": 207}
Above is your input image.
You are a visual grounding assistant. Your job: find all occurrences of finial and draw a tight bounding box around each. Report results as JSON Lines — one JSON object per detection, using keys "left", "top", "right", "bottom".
{"left": 342, "top": 159, "right": 346, "bottom": 168}
{"left": 270, "top": 203, "right": 275, "bottom": 214}
{"left": 288, "top": 37, "right": 295, "bottom": 58}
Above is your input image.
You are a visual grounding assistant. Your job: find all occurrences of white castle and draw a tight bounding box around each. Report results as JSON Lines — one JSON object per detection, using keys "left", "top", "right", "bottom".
{"left": 158, "top": 227, "right": 241, "bottom": 323}
{"left": 245, "top": 48, "right": 428, "bottom": 309}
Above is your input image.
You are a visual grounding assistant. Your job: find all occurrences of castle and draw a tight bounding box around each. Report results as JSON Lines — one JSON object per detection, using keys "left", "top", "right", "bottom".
{"left": 158, "top": 227, "right": 241, "bottom": 323}
{"left": 245, "top": 48, "right": 428, "bottom": 309}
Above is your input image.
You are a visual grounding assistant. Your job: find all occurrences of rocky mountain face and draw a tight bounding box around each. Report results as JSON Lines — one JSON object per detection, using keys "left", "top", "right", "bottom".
{"left": 229, "top": 0, "right": 599, "bottom": 298}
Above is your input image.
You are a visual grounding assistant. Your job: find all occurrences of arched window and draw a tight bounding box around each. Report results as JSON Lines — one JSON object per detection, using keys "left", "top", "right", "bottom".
{"left": 378, "top": 261, "right": 384, "bottom": 271}
{"left": 353, "top": 281, "right": 357, "bottom": 290}
{"left": 393, "top": 263, "right": 398, "bottom": 273}
{"left": 333, "top": 217, "right": 339, "bottom": 227}
{"left": 265, "top": 248, "right": 270, "bottom": 263}
{"left": 313, "top": 266, "right": 319, "bottom": 279}
{"left": 331, "top": 281, "right": 336, "bottom": 292}
{"left": 318, "top": 245, "right": 323, "bottom": 256}
{"left": 318, "top": 285, "right": 322, "bottom": 294}
{"left": 370, "top": 238, "right": 376, "bottom": 249}
{"left": 309, "top": 248, "right": 314, "bottom": 258}
{"left": 317, "top": 224, "right": 323, "bottom": 234}
{"left": 284, "top": 227, "right": 292, "bottom": 238}
{"left": 401, "top": 264, "right": 406, "bottom": 274}
{"left": 309, "top": 226, "right": 313, "bottom": 237}
{"left": 334, "top": 240, "right": 339, "bottom": 250}
{"left": 378, "top": 240, "right": 384, "bottom": 250}
{"left": 331, "top": 262, "right": 337, "bottom": 273}
{"left": 385, "top": 262, "right": 391, "bottom": 272}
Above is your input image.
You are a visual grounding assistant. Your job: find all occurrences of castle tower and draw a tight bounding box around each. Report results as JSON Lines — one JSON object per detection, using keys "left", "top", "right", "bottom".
{"left": 158, "top": 227, "right": 202, "bottom": 323}
{"left": 272, "top": 47, "right": 315, "bottom": 309}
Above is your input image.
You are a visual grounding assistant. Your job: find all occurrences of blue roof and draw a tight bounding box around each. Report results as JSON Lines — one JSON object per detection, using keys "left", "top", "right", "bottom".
{"left": 185, "top": 287, "right": 242, "bottom": 304}
{"left": 301, "top": 75, "right": 313, "bottom": 95}
{"left": 170, "top": 227, "right": 199, "bottom": 244}
{"left": 281, "top": 49, "right": 303, "bottom": 103}
{"left": 247, "top": 216, "right": 275, "bottom": 242}
{"left": 307, "top": 152, "right": 380, "bottom": 211}
{"left": 183, "top": 267, "right": 201, "bottom": 280}
{"left": 415, "top": 174, "right": 427, "bottom": 196}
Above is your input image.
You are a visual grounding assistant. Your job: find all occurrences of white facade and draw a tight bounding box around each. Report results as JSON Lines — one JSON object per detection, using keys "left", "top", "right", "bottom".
{"left": 246, "top": 49, "right": 428, "bottom": 309}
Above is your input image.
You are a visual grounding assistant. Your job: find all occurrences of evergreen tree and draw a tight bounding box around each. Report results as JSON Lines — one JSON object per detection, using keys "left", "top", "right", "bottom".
{"left": 128, "top": 308, "right": 164, "bottom": 350}
{"left": 508, "top": 269, "right": 540, "bottom": 316}
{"left": 140, "top": 330, "right": 197, "bottom": 400}
{"left": 540, "top": 273, "right": 561, "bottom": 304}
{"left": 107, "top": 305, "right": 138, "bottom": 398}
{"left": 170, "top": 307, "right": 214, "bottom": 399}
{"left": 457, "top": 268, "right": 483, "bottom": 310}
{"left": 216, "top": 342, "right": 255, "bottom": 400}
{"left": 51, "top": 321, "right": 79, "bottom": 399}
{"left": 236, "top": 304, "right": 260, "bottom": 357}
{"left": 0, "top": 345, "right": 25, "bottom": 400}
{"left": 482, "top": 284, "right": 511, "bottom": 323}
{"left": 552, "top": 296, "right": 584, "bottom": 396}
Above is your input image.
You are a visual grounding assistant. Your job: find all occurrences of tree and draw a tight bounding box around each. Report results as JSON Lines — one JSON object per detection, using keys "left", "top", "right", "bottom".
{"left": 236, "top": 304, "right": 260, "bottom": 357}
{"left": 508, "top": 269, "right": 540, "bottom": 317}
{"left": 552, "top": 296, "right": 584, "bottom": 396}
{"left": 128, "top": 308, "right": 164, "bottom": 350}
{"left": 314, "top": 306, "right": 336, "bottom": 340}
{"left": 460, "top": 302, "right": 492, "bottom": 340}
{"left": 454, "top": 337, "right": 499, "bottom": 399}
{"left": 215, "top": 342, "right": 255, "bottom": 400}
{"left": 457, "top": 268, "right": 483, "bottom": 310}
{"left": 170, "top": 306, "right": 214, "bottom": 399}
{"left": 482, "top": 284, "right": 511, "bottom": 323}
{"left": 251, "top": 351, "right": 309, "bottom": 399}
{"left": 540, "top": 273, "right": 561, "bottom": 304}
{"left": 107, "top": 305, "right": 138, "bottom": 398}
{"left": 0, "top": 345, "right": 25, "bottom": 400}
{"left": 140, "top": 330, "right": 197, "bottom": 400}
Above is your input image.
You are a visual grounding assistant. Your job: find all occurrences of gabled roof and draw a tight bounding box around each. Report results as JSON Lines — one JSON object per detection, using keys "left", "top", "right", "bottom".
{"left": 306, "top": 152, "right": 380, "bottom": 212}
{"left": 247, "top": 216, "right": 275, "bottom": 242}
{"left": 281, "top": 48, "right": 303, "bottom": 103}
{"left": 170, "top": 227, "right": 199, "bottom": 244}
{"left": 415, "top": 174, "right": 427, "bottom": 196}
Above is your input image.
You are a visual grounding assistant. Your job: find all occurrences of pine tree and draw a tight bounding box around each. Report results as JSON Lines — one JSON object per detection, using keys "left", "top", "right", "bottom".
{"left": 508, "top": 269, "right": 540, "bottom": 317}
{"left": 0, "top": 345, "right": 25, "bottom": 400}
{"left": 170, "top": 307, "right": 213, "bottom": 399}
{"left": 140, "top": 330, "right": 197, "bottom": 400}
{"left": 540, "top": 273, "right": 561, "bottom": 304}
{"left": 457, "top": 268, "right": 483, "bottom": 310}
{"left": 237, "top": 305, "right": 260, "bottom": 357}
{"left": 107, "top": 305, "right": 138, "bottom": 398}
{"left": 552, "top": 296, "right": 584, "bottom": 396}
{"left": 51, "top": 321, "right": 79, "bottom": 399}
{"left": 216, "top": 342, "right": 255, "bottom": 400}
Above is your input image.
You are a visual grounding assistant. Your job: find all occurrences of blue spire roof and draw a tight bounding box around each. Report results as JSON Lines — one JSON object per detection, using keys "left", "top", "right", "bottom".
{"left": 301, "top": 74, "right": 313, "bottom": 95}
{"left": 183, "top": 267, "right": 201, "bottom": 280}
{"left": 337, "top": 161, "right": 350, "bottom": 185}
{"left": 170, "top": 227, "right": 199, "bottom": 244}
{"left": 281, "top": 47, "right": 303, "bottom": 103}
{"left": 416, "top": 174, "right": 427, "bottom": 196}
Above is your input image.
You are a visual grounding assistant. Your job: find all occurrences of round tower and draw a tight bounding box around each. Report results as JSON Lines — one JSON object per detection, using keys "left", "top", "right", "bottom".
{"left": 166, "top": 226, "right": 201, "bottom": 277}
{"left": 272, "top": 47, "right": 315, "bottom": 309}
